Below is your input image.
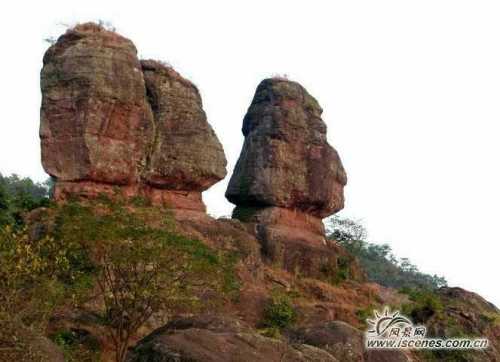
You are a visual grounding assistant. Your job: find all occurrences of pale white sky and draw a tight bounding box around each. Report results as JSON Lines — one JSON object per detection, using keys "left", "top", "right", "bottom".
{"left": 1, "top": 1, "right": 499, "bottom": 306}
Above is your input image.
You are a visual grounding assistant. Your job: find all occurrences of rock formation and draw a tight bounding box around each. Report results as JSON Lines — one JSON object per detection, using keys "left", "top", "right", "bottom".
{"left": 140, "top": 60, "right": 227, "bottom": 210}
{"left": 291, "top": 321, "right": 411, "bottom": 362}
{"left": 40, "top": 23, "right": 226, "bottom": 211}
{"left": 128, "top": 315, "right": 340, "bottom": 362}
{"left": 40, "top": 23, "right": 153, "bottom": 188}
{"left": 226, "top": 78, "right": 347, "bottom": 217}
{"left": 226, "top": 78, "right": 347, "bottom": 274}
{"left": 24, "top": 24, "right": 500, "bottom": 362}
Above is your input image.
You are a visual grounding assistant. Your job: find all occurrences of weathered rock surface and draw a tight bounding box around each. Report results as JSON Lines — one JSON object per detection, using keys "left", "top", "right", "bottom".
{"left": 290, "top": 321, "right": 411, "bottom": 362}
{"left": 127, "top": 315, "right": 339, "bottom": 362}
{"left": 421, "top": 287, "right": 500, "bottom": 361}
{"left": 40, "top": 24, "right": 226, "bottom": 211}
{"left": 226, "top": 79, "right": 348, "bottom": 277}
{"left": 40, "top": 23, "right": 153, "bottom": 187}
{"left": 141, "top": 60, "right": 227, "bottom": 191}
{"left": 226, "top": 78, "right": 347, "bottom": 218}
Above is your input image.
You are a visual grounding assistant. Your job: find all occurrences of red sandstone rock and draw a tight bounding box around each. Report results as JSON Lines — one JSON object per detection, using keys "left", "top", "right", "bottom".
{"left": 226, "top": 78, "right": 347, "bottom": 218}
{"left": 233, "top": 206, "right": 327, "bottom": 244}
{"left": 40, "top": 23, "right": 154, "bottom": 186}
{"left": 53, "top": 181, "right": 206, "bottom": 211}
{"left": 128, "top": 315, "right": 339, "bottom": 362}
{"left": 226, "top": 79, "right": 347, "bottom": 273}
{"left": 40, "top": 24, "right": 226, "bottom": 211}
{"left": 141, "top": 60, "right": 227, "bottom": 191}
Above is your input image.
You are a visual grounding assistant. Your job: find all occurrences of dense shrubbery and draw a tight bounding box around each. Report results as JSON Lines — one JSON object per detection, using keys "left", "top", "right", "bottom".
{"left": 326, "top": 215, "right": 447, "bottom": 290}
{"left": 260, "top": 290, "right": 297, "bottom": 338}
{"left": 0, "top": 220, "right": 88, "bottom": 361}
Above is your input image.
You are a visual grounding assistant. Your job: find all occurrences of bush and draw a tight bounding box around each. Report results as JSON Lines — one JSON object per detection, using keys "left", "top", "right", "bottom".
{"left": 0, "top": 224, "right": 89, "bottom": 325}
{"left": 356, "top": 305, "right": 377, "bottom": 327}
{"left": 262, "top": 291, "right": 297, "bottom": 330}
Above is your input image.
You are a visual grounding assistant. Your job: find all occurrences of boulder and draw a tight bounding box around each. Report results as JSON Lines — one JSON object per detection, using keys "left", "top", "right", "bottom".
{"left": 127, "top": 315, "right": 339, "bottom": 362}
{"left": 141, "top": 60, "right": 227, "bottom": 191}
{"left": 291, "top": 321, "right": 411, "bottom": 362}
{"left": 422, "top": 287, "right": 500, "bottom": 361}
{"left": 0, "top": 316, "right": 65, "bottom": 362}
{"left": 40, "top": 23, "right": 154, "bottom": 189}
{"left": 226, "top": 78, "right": 347, "bottom": 218}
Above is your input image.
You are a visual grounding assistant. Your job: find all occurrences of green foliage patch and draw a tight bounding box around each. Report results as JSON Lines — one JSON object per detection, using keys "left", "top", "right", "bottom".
{"left": 52, "top": 329, "right": 101, "bottom": 362}
{"left": 0, "top": 173, "right": 52, "bottom": 227}
{"left": 400, "top": 287, "right": 444, "bottom": 323}
{"left": 261, "top": 290, "right": 297, "bottom": 331}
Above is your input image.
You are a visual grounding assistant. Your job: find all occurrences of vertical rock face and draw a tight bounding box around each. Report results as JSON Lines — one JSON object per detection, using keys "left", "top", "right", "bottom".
{"left": 226, "top": 79, "right": 347, "bottom": 275}
{"left": 40, "top": 23, "right": 153, "bottom": 187}
{"left": 40, "top": 23, "right": 226, "bottom": 210}
{"left": 141, "top": 60, "right": 227, "bottom": 191}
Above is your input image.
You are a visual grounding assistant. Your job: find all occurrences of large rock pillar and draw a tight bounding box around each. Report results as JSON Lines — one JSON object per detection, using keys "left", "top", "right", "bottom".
{"left": 226, "top": 78, "right": 348, "bottom": 276}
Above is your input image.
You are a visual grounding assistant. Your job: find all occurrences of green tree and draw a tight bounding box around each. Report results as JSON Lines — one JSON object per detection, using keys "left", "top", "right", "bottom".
{"left": 0, "top": 173, "right": 52, "bottom": 226}
{"left": 326, "top": 215, "right": 367, "bottom": 242}
{"left": 326, "top": 215, "right": 447, "bottom": 290}
{"left": 96, "top": 238, "right": 199, "bottom": 362}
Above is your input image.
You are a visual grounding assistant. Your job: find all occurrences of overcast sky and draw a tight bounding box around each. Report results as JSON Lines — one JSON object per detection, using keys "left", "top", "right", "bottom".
{"left": 1, "top": 0, "right": 499, "bottom": 307}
